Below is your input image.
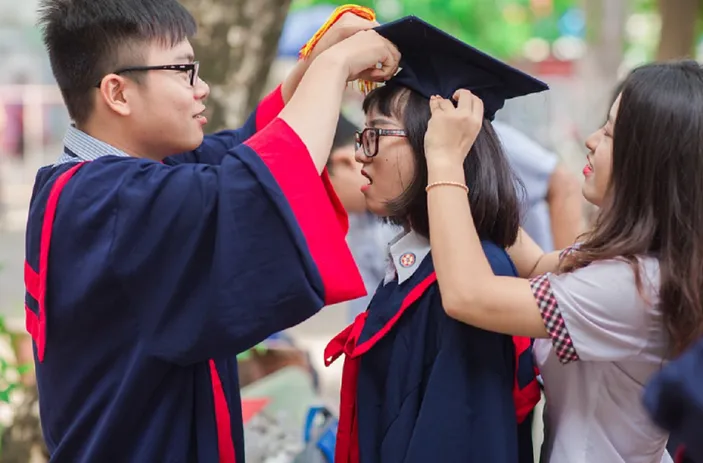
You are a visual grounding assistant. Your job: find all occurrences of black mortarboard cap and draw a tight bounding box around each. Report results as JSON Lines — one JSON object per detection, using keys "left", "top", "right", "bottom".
{"left": 374, "top": 16, "right": 549, "bottom": 120}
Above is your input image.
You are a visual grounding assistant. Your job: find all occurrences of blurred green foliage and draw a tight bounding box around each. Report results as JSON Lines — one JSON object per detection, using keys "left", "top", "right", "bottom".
{"left": 0, "top": 316, "right": 30, "bottom": 405}
{"left": 0, "top": 314, "right": 33, "bottom": 457}
{"left": 291, "top": 0, "right": 581, "bottom": 58}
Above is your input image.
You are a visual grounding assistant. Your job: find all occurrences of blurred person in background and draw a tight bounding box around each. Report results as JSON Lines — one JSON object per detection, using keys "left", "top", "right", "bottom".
{"left": 327, "top": 113, "right": 399, "bottom": 322}
{"left": 4, "top": 74, "right": 29, "bottom": 160}
{"left": 0, "top": 93, "right": 5, "bottom": 146}
{"left": 0, "top": 94, "right": 5, "bottom": 226}
{"left": 493, "top": 120, "right": 584, "bottom": 252}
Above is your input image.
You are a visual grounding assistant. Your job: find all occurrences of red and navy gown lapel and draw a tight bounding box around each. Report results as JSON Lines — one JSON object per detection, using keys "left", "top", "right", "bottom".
{"left": 326, "top": 250, "right": 541, "bottom": 463}
{"left": 325, "top": 256, "right": 437, "bottom": 463}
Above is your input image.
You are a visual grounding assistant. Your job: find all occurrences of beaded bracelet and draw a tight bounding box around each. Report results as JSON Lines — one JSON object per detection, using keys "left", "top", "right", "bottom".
{"left": 425, "top": 181, "right": 469, "bottom": 193}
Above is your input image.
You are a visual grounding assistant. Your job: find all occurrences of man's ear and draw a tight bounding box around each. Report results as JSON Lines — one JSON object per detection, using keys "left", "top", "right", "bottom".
{"left": 97, "top": 74, "right": 132, "bottom": 117}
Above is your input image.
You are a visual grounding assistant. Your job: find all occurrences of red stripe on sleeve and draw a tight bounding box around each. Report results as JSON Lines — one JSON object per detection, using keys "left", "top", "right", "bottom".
{"left": 209, "top": 360, "right": 236, "bottom": 463}
{"left": 25, "top": 261, "right": 39, "bottom": 300}
{"left": 255, "top": 85, "right": 285, "bottom": 132}
{"left": 674, "top": 446, "right": 687, "bottom": 463}
{"left": 511, "top": 336, "right": 542, "bottom": 424}
{"left": 245, "top": 118, "right": 365, "bottom": 306}
{"left": 25, "top": 305, "right": 39, "bottom": 345}
{"left": 32, "top": 162, "right": 86, "bottom": 362}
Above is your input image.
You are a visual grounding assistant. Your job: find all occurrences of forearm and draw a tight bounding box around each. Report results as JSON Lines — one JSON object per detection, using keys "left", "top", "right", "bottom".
{"left": 530, "top": 251, "right": 562, "bottom": 276}
{"left": 426, "top": 159, "right": 496, "bottom": 310}
{"left": 281, "top": 59, "right": 310, "bottom": 105}
{"left": 426, "top": 159, "right": 548, "bottom": 338}
{"left": 508, "top": 228, "right": 561, "bottom": 278}
{"left": 278, "top": 55, "right": 347, "bottom": 173}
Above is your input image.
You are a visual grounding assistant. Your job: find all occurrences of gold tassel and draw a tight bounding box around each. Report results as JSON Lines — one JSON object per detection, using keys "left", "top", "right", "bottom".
{"left": 298, "top": 4, "right": 380, "bottom": 95}
{"left": 298, "top": 4, "right": 376, "bottom": 60}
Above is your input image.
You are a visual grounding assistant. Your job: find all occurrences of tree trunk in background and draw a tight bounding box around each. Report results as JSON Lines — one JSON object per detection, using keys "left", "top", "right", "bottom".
{"left": 180, "top": 0, "right": 293, "bottom": 131}
{"left": 573, "top": 0, "right": 629, "bottom": 227}
{"left": 582, "top": 0, "right": 628, "bottom": 84}
{"left": 656, "top": 0, "right": 699, "bottom": 60}
{"left": 574, "top": 0, "right": 627, "bottom": 130}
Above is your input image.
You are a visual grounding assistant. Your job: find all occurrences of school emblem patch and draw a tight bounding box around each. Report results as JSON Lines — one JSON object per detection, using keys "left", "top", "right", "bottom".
{"left": 399, "top": 252, "right": 416, "bottom": 268}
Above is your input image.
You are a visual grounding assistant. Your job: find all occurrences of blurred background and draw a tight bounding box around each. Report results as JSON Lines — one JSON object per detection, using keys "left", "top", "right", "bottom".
{"left": 0, "top": 0, "right": 699, "bottom": 461}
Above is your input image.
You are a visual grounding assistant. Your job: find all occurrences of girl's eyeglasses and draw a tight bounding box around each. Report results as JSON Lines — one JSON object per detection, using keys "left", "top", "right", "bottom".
{"left": 355, "top": 128, "right": 408, "bottom": 157}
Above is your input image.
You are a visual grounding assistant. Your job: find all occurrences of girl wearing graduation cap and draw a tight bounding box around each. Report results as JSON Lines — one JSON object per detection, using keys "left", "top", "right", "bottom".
{"left": 325, "top": 16, "right": 547, "bottom": 463}
{"left": 424, "top": 59, "right": 703, "bottom": 462}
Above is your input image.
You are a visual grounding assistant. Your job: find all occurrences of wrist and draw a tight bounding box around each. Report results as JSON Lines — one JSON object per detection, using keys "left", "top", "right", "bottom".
{"left": 313, "top": 51, "right": 351, "bottom": 82}
{"left": 426, "top": 160, "right": 466, "bottom": 185}
{"left": 426, "top": 155, "right": 464, "bottom": 172}
{"left": 281, "top": 60, "right": 309, "bottom": 104}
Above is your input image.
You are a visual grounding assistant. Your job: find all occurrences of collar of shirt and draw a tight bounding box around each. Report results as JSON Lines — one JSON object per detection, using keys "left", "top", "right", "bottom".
{"left": 56, "top": 125, "right": 130, "bottom": 165}
{"left": 383, "top": 229, "right": 431, "bottom": 286}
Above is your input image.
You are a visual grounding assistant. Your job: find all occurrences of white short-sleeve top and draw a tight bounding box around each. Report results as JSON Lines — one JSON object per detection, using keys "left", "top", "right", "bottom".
{"left": 530, "top": 255, "right": 673, "bottom": 463}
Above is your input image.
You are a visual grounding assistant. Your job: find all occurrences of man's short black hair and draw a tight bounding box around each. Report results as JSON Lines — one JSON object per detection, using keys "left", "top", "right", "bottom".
{"left": 38, "top": 0, "right": 197, "bottom": 124}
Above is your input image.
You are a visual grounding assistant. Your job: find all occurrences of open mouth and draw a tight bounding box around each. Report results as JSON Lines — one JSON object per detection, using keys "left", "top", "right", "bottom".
{"left": 193, "top": 108, "right": 207, "bottom": 121}
{"left": 361, "top": 170, "right": 373, "bottom": 185}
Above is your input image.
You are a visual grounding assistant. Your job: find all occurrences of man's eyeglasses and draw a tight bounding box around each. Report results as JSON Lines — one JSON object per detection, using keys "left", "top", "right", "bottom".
{"left": 94, "top": 61, "right": 200, "bottom": 88}
{"left": 355, "top": 128, "right": 408, "bottom": 157}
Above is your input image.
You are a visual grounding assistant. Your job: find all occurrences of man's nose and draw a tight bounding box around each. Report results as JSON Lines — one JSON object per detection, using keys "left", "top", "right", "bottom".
{"left": 194, "top": 77, "right": 210, "bottom": 101}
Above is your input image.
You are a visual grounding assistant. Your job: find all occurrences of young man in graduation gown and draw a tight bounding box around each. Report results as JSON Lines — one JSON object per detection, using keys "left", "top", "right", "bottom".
{"left": 26, "top": 1, "right": 400, "bottom": 461}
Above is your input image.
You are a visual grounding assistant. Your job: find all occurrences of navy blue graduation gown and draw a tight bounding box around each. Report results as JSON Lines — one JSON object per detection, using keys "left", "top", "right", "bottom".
{"left": 644, "top": 337, "right": 703, "bottom": 463}
{"left": 325, "top": 242, "right": 540, "bottom": 463}
{"left": 24, "top": 86, "right": 365, "bottom": 463}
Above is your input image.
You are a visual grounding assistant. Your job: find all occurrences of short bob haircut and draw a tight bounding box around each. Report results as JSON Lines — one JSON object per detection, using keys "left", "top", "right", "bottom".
{"left": 362, "top": 84, "right": 523, "bottom": 248}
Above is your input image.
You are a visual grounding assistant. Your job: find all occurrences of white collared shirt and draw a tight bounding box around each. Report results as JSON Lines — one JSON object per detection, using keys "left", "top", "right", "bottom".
{"left": 346, "top": 213, "right": 401, "bottom": 322}
{"left": 57, "top": 125, "right": 130, "bottom": 164}
{"left": 383, "top": 230, "right": 431, "bottom": 285}
{"left": 531, "top": 257, "right": 673, "bottom": 463}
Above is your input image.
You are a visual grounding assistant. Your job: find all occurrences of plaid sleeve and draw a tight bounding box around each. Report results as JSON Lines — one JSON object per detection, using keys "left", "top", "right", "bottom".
{"left": 558, "top": 244, "right": 578, "bottom": 261}
{"left": 529, "top": 274, "right": 580, "bottom": 364}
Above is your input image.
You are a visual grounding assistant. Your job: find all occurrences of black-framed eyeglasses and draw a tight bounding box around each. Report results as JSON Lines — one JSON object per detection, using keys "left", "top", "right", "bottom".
{"left": 94, "top": 61, "right": 200, "bottom": 88}
{"left": 355, "top": 128, "right": 408, "bottom": 157}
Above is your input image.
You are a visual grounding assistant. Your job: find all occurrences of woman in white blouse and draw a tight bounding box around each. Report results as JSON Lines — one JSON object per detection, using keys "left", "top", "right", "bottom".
{"left": 421, "top": 60, "right": 703, "bottom": 463}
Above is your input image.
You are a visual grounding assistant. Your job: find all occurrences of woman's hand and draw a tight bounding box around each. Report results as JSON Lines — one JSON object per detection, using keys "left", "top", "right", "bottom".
{"left": 424, "top": 90, "right": 484, "bottom": 166}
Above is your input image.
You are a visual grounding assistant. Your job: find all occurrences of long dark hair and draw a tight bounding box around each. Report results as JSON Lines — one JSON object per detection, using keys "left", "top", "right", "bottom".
{"left": 362, "top": 84, "right": 523, "bottom": 248}
{"left": 562, "top": 60, "right": 703, "bottom": 356}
